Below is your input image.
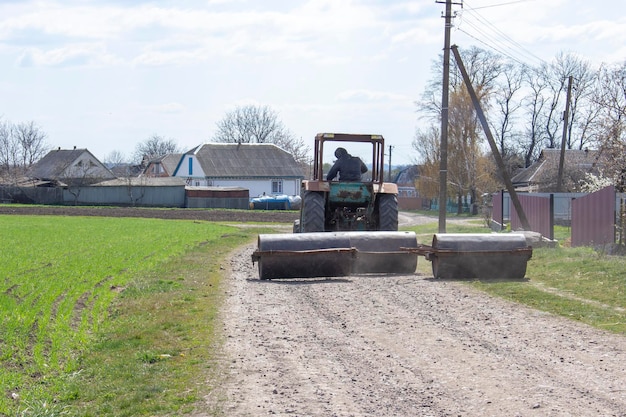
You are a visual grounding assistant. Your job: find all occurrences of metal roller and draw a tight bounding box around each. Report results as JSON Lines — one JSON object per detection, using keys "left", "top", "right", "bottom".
{"left": 252, "top": 231, "right": 418, "bottom": 279}
{"left": 346, "top": 232, "right": 418, "bottom": 274}
{"left": 426, "top": 233, "right": 532, "bottom": 279}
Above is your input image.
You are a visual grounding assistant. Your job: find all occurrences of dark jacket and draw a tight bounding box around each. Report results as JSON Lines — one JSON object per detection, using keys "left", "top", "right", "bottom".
{"left": 327, "top": 154, "right": 368, "bottom": 181}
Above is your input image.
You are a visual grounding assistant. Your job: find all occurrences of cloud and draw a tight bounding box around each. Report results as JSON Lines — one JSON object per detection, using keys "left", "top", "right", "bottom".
{"left": 148, "top": 102, "right": 186, "bottom": 114}
{"left": 16, "top": 43, "right": 119, "bottom": 68}
{"left": 0, "top": 1, "right": 441, "bottom": 69}
{"left": 336, "top": 89, "right": 410, "bottom": 103}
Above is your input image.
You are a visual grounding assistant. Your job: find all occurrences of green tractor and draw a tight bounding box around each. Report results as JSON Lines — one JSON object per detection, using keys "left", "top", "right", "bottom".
{"left": 294, "top": 133, "right": 399, "bottom": 233}
{"left": 252, "top": 133, "right": 416, "bottom": 280}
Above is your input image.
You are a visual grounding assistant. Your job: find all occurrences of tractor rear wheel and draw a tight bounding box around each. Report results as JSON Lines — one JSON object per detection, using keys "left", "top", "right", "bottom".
{"left": 301, "top": 191, "right": 325, "bottom": 232}
{"left": 377, "top": 194, "right": 398, "bottom": 231}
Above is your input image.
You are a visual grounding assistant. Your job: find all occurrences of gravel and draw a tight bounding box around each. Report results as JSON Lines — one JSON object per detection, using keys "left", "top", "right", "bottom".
{"left": 204, "top": 244, "right": 626, "bottom": 417}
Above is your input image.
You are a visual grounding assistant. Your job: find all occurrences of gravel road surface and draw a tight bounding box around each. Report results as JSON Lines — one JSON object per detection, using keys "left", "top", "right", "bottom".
{"left": 204, "top": 244, "right": 626, "bottom": 417}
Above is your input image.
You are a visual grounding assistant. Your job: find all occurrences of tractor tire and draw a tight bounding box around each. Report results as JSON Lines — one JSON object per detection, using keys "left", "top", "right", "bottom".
{"left": 377, "top": 194, "right": 398, "bottom": 231}
{"left": 301, "top": 191, "right": 325, "bottom": 232}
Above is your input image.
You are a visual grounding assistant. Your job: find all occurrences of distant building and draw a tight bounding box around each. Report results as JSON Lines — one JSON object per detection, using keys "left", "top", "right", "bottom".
{"left": 394, "top": 166, "right": 420, "bottom": 198}
{"left": 511, "top": 149, "right": 606, "bottom": 192}
{"left": 172, "top": 143, "right": 304, "bottom": 197}
{"left": 29, "top": 148, "right": 115, "bottom": 186}
{"left": 143, "top": 154, "right": 183, "bottom": 178}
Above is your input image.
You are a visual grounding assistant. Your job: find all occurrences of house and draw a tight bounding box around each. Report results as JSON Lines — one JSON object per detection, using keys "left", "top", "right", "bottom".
{"left": 108, "top": 163, "right": 144, "bottom": 178}
{"left": 394, "top": 165, "right": 429, "bottom": 210}
{"left": 29, "top": 148, "right": 115, "bottom": 186}
{"left": 394, "top": 166, "right": 420, "bottom": 198}
{"left": 172, "top": 143, "right": 304, "bottom": 197}
{"left": 143, "top": 153, "right": 183, "bottom": 178}
{"left": 511, "top": 148, "right": 605, "bottom": 192}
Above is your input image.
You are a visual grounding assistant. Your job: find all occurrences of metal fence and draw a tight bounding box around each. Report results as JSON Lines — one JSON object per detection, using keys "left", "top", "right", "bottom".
{"left": 510, "top": 194, "right": 554, "bottom": 240}
{"left": 571, "top": 186, "right": 615, "bottom": 247}
{"left": 492, "top": 187, "right": 622, "bottom": 247}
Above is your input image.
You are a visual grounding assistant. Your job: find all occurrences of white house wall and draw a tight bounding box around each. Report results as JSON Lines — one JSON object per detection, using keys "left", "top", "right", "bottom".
{"left": 180, "top": 178, "right": 299, "bottom": 197}
{"left": 174, "top": 155, "right": 206, "bottom": 178}
{"left": 213, "top": 179, "right": 300, "bottom": 197}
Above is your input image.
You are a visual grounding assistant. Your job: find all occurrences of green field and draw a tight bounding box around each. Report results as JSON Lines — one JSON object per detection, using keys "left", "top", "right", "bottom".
{"left": 1, "top": 212, "right": 625, "bottom": 416}
{"left": 0, "top": 214, "right": 259, "bottom": 416}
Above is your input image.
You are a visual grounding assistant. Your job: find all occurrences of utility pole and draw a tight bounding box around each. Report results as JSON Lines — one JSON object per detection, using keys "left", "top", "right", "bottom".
{"left": 557, "top": 75, "right": 573, "bottom": 192}
{"left": 388, "top": 145, "right": 394, "bottom": 182}
{"left": 436, "top": 0, "right": 459, "bottom": 233}
{"left": 451, "top": 45, "right": 531, "bottom": 231}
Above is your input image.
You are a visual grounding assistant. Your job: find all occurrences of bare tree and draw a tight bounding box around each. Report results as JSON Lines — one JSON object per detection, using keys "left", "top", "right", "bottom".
{"left": 593, "top": 62, "right": 626, "bottom": 184}
{"left": 416, "top": 46, "right": 504, "bottom": 210}
{"left": 0, "top": 119, "right": 49, "bottom": 184}
{"left": 0, "top": 119, "right": 16, "bottom": 179}
{"left": 213, "top": 105, "right": 310, "bottom": 166}
{"left": 412, "top": 125, "right": 442, "bottom": 199}
{"left": 564, "top": 55, "right": 598, "bottom": 150}
{"left": 13, "top": 121, "right": 48, "bottom": 167}
{"left": 104, "top": 150, "right": 129, "bottom": 166}
{"left": 214, "top": 105, "right": 282, "bottom": 144}
{"left": 491, "top": 61, "right": 527, "bottom": 177}
{"left": 521, "top": 66, "right": 550, "bottom": 167}
{"left": 133, "top": 134, "right": 181, "bottom": 165}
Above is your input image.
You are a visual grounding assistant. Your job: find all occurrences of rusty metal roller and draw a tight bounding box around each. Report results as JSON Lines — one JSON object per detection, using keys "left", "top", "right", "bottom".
{"left": 253, "top": 231, "right": 418, "bottom": 280}
{"left": 428, "top": 233, "right": 532, "bottom": 279}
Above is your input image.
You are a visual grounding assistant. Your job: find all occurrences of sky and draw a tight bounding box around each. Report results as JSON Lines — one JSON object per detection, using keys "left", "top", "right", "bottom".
{"left": 1, "top": 0, "right": 626, "bottom": 166}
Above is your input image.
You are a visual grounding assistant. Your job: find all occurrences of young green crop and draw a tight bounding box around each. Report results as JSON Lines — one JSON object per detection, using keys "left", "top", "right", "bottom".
{"left": 0, "top": 215, "right": 241, "bottom": 412}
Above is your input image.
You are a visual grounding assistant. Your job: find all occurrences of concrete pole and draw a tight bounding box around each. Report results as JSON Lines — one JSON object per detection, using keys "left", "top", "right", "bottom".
{"left": 438, "top": 0, "right": 453, "bottom": 233}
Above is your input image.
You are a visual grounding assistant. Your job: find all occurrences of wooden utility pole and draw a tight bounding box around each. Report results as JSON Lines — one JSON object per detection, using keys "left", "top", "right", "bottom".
{"left": 436, "top": 0, "right": 456, "bottom": 233}
{"left": 451, "top": 45, "right": 531, "bottom": 231}
{"left": 557, "top": 75, "right": 573, "bottom": 192}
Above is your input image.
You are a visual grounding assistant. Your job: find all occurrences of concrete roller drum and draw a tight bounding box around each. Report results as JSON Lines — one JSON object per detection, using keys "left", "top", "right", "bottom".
{"left": 253, "top": 231, "right": 418, "bottom": 280}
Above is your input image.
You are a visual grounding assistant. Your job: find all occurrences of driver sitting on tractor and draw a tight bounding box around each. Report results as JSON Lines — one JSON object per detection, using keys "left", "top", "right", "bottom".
{"left": 326, "top": 147, "right": 368, "bottom": 181}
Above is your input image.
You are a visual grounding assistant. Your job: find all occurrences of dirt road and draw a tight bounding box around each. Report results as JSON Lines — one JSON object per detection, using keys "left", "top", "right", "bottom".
{"left": 205, "top": 244, "right": 626, "bottom": 417}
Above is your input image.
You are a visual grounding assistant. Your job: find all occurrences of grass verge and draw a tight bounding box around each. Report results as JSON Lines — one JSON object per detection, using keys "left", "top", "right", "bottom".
{"left": 1, "top": 215, "right": 265, "bottom": 416}
{"left": 402, "top": 211, "right": 626, "bottom": 335}
{"left": 471, "top": 246, "right": 626, "bottom": 334}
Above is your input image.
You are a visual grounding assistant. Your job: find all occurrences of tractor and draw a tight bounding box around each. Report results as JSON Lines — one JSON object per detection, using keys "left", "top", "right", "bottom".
{"left": 294, "top": 133, "right": 399, "bottom": 233}
{"left": 251, "top": 133, "right": 532, "bottom": 280}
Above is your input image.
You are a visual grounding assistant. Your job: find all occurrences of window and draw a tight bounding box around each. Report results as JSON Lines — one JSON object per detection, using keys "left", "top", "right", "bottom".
{"left": 188, "top": 157, "right": 193, "bottom": 175}
{"left": 271, "top": 179, "right": 283, "bottom": 194}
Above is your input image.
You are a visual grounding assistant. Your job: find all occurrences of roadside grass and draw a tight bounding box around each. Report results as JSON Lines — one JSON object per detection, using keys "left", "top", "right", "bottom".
{"left": 0, "top": 215, "right": 261, "bottom": 416}
{"left": 403, "top": 212, "right": 626, "bottom": 335}
{"left": 473, "top": 246, "right": 626, "bottom": 334}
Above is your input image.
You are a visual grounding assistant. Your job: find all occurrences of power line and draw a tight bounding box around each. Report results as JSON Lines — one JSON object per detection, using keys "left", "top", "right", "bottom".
{"left": 456, "top": 0, "right": 546, "bottom": 67}
{"left": 460, "top": 1, "right": 545, "bottom": 66}
{"left": 469, "top": 0, "right": 536, "bottom": 10}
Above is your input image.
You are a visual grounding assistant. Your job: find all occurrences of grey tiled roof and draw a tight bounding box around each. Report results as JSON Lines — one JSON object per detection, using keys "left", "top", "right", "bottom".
{"left": 149, "top": 153, "right": 183, "bottom": 175}
{"left": 511, "top": 149, "right": 602, "bottom": 186}
{"left": 30, "top": 148, "right": 115, "bottom": 180}
{"left": 186, "top": 143, "right": 304, "bottom": 178}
